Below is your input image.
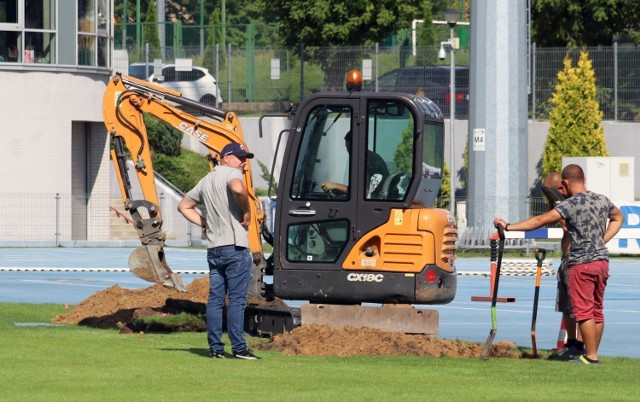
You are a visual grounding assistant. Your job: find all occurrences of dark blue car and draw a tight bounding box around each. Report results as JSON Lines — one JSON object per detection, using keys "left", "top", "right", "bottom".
{"left": 365, "top": 66, "right": 470, "bottom": 118}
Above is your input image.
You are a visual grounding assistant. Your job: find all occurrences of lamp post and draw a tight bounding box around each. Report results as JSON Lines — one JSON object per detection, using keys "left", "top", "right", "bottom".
{"left": 440, "top": 9, "right": 459, "bottom": 217}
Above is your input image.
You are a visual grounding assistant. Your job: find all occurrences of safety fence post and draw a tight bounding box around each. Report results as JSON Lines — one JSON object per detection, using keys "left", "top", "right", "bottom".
{"left": 55, "top": 193, "right": 61, "bottom": 247}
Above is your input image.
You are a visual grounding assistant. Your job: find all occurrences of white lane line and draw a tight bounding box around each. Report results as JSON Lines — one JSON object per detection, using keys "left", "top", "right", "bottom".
{"left": 21, "top": 279, "right": 111, "bottom": 288}
{"left": 0, "top": 267, "right": 207, "bottom": 274}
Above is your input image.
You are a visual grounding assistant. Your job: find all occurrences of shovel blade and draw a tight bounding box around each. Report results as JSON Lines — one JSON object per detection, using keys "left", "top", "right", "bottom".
{"left": 480, "top": 329, "right": 496, "bottom": 360}
{"left": 128, "top": 245, "right": 187, "bottom": 292}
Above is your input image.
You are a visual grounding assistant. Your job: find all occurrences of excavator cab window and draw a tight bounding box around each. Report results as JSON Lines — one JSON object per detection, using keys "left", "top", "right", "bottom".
{"left": 290, "top": 105, "right": 352, "bottom": 200}
{"left": 366, "top": 100, "right": 414, "bottom": 201}
{"left": 414, "top": 118, "right": 445, "bottom": 207}
{"left": 287, "top": 220, "right": 349, "bottom": 262}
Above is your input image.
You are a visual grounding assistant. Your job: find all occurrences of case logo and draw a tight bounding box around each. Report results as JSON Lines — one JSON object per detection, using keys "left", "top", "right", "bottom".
{"left": 178, "top": 121, "right": 210, "bottom": 141}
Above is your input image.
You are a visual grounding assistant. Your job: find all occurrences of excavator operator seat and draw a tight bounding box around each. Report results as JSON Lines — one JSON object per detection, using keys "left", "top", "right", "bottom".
{"left": 379, "top": 172, "right": 411, "bottom": 201}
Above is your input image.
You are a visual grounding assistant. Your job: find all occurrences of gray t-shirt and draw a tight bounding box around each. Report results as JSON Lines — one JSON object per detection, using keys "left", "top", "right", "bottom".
{"left": 186, "top": 165, "right": 249, "bottom": 249}
{"left": 554, "top": 191, "right": 615, "bottom": 267}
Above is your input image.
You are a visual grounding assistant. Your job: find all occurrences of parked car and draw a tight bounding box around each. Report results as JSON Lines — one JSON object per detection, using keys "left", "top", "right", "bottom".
{"left": 151, "top": 64, "right": 222, "bottom": 107}
{"left": 128, "top": 62, "right": 153, "bottom": 80}
{"left": 128, "top": 63, "right": 222, "bottom": 107}
{"left": 365, "top": 66, "right": 470, "bottom": 118}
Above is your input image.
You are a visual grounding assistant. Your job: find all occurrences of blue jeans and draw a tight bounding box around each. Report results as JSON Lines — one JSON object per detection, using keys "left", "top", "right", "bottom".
{"left": 206, "top": 245, "right": 251, "bottom": 353}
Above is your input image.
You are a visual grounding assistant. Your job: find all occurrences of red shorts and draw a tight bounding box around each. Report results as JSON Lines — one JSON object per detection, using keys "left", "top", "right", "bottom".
{"left": 568, "top": 260, "right": 609, "bottom": 323}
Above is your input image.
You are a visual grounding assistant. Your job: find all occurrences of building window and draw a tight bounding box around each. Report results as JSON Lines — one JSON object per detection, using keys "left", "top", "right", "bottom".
{"left": 0, "top": 0, "right": 19, "bottom": 24}
{"left": 78, "top": 0, "right": 108, "bottom": 66}
{"left": 0, "top": 0, "right": 56, "bottom": 63}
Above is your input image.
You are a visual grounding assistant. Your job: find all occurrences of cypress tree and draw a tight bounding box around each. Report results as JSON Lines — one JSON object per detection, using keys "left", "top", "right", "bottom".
{"left": 542, "top": 50, "right": 609, "bottom": 174}
{"left": 143, "top": 0, "right": 162, "bottom": 60}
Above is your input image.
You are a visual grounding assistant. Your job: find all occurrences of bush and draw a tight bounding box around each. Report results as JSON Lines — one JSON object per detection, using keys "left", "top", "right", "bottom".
{"left": 145, "top": 114, "right": 183, "bottom": 157}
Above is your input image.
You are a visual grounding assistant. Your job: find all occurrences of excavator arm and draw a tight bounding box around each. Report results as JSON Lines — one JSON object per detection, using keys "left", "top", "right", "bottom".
{"left": 103, "top": 73, "right": 266, "bottom": 293}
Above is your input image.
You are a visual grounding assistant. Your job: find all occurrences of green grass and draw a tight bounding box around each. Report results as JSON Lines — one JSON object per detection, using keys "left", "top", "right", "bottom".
{"left": 2, "top": 303, "right": 639, "bottom": 401}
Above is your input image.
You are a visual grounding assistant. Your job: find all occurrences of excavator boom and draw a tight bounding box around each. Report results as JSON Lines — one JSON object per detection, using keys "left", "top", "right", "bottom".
{"left": 102, "top": 74, "right": 266, "bottom": 292}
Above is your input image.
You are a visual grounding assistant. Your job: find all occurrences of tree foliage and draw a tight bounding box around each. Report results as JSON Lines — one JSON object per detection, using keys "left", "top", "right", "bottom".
{"left": 258, "top": 0, "right": 433, "bottom": 47}
{"left": 415, "top": 4, "right": 437, "bottom": 65}
{"left": 203, "top": 8, "right": 225, "bottom": 71}
{"left": 542, "top": 50, "right": 608, "bottom": 174}
{"left": 143, "top": 0, "right": 162, "bottom": 58}
{"left": 393, "top": 124, "right": 450, "bottom": 202}
{"left": 532, "top": 0, "right": 640, "bottom": 46}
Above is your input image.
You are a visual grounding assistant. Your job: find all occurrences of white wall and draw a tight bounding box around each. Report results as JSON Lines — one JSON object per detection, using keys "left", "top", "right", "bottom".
{"left": 0, "top": 71, "right": 110, "bottom": 243}
{"left": 0, "top": 72, "right": 108, "bottom": 194}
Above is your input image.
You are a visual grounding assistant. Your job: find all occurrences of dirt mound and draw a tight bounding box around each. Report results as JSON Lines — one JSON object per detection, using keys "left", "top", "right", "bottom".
{"left": 51, "top": 277, "right": 520, "bottom": 358}
{"left": 52, "top": 277, "right": 211, "bottom": 328}
{"left": 256, "top": 324, "right": 519, "bottom": 358}
{"left": 51, "top": 276, "right": 287, "bottom": 330}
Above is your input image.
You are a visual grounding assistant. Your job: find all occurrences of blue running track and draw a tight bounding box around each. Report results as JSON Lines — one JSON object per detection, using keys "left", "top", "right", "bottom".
{"left": 1, "top": 248, "right": 638, "bottom": 359}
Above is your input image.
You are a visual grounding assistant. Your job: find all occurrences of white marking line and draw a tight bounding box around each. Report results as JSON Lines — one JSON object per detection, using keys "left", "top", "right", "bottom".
{"left": 436, "top": 304, "right": 544, "bottom": 314}
{"left": 444, "top": 302, "right": 640, "bottom": 315}
{"left": 21, "top": 279, "right": 111, "bottom": 289}
{"left": 0, "top": 267, "right": 207, "bottom": 274}
{"left": 0, "top": 267, "right": 129, "bottom": 272}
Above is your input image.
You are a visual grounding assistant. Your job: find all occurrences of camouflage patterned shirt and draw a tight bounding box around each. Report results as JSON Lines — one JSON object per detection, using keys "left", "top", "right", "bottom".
{"left": 554, "top": 191, "right": 615, "bottom": 267}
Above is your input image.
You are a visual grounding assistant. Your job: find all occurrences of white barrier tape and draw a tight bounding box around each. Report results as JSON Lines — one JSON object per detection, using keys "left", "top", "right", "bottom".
{"left": 459, "top": 269, "right": 555, "bottom": 277}
{"left": 0, "top": 267, "right": 207, "bottom": 275}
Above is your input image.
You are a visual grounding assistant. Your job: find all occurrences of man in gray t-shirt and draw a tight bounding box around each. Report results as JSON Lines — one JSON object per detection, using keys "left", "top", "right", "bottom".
{"left": 494, "top": 164, "right": 624, "bottom": 365}
{"left": 178, "top": 142, "right": 260, "bottom": 360}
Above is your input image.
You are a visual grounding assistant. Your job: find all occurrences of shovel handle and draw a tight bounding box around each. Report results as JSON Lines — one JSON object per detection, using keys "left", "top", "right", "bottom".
{"left": 495, "top": 224, "right": 506, "bottom": 241}
{"left": 534, "top": 248, "right": 547, "bottom": 264}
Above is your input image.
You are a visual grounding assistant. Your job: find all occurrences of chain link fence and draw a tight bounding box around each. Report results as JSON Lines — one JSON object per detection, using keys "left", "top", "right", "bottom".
{"left": 112, "top": 22, "right": 640, "bottom": 121}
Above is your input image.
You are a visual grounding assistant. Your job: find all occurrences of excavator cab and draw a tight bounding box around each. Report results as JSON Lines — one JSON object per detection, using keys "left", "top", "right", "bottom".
{"left": 271, "top": 90, "right": 456, "bottom": 306}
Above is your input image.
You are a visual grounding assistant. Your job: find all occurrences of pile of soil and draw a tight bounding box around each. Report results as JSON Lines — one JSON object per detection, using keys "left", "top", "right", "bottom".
{"left": 257, "top": 324, "right": 519, "bottom": 358}
{"left": 52, "top": 277, "right": 211, "bottom": 330}
{"left": 51, "top": 277, "right": 519, "bottom": 358}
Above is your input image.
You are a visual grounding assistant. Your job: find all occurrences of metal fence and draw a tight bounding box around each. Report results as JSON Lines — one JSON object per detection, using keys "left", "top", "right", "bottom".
{"left": 0, "top": 193, "right": 550, "bottom": 245}
{"left": 112, "top": 22, "right": 640, "bottom": 121}
{"left": 0, "top": 192, "right": 203, "bottom": 247}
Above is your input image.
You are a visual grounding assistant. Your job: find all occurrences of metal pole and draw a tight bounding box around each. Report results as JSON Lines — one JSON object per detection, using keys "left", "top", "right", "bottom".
{"left": 300, "top": 42, "right": 305, "bottom": 102}
{"left": 55, "top": 193, "right": 61, "bottom": 247}
{"left": 375, "top": 42, "right": 379, "bottom": 92}
{"left": 449, "top": 26, "right": 456, "bottom": 217}
{"left": 136, "top": 0, "right": 141, "bottom": 49}
{"left": 187, "top": 220, "right": 192, "bottom": 247}
{"left": 122, "top": 0, "right": 127, "bottom": 50}
{"left": 227, "top": 43, "right": 232, "bottom": 109}
{"left": 215, "top": 43, "right": 220, "bottom": 108}
{"left": 614, "top": 41, "right": 618, "bottom": 122}
{"left": 221, "top": 0, "right": 226, "bottom": 49}
{"left": 532, "top": 42, "right": 536, "bottom": 119}
{"left": 199, "top": 0, "right": 204, "bottom": 58}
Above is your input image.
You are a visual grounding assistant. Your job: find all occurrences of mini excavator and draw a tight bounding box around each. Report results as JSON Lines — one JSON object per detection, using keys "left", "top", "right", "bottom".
{"left": 102, "top": 69, "right": 457, "bottom": 336}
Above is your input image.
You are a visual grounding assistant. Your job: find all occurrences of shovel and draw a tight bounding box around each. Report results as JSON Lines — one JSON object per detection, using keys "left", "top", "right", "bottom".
{"left": 524, "top": 248, "right": 547, "bottom": 358}
{"left": 480, "top": 224, "right": 506, "bottom": 360}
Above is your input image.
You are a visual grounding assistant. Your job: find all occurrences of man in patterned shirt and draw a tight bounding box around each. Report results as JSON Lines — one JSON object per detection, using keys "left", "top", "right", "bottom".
{"left": 542, "top": 171, "right": 584, "bottom": 360}
{"left": 494, "top": 164, "right": 624, "bottom": 365}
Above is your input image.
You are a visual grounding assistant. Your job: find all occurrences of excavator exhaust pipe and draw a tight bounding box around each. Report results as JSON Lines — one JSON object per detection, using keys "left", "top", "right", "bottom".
{"left": 128, "top": 245, "right": 187, "bottom": 292}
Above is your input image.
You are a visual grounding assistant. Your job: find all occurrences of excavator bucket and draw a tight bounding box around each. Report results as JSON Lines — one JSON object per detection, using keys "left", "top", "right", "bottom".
{"left": 301, "top": 304, "right": 439, "bottom": 335}
{"left": 128, "top": 245, "right": 187, "bottom": 292}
